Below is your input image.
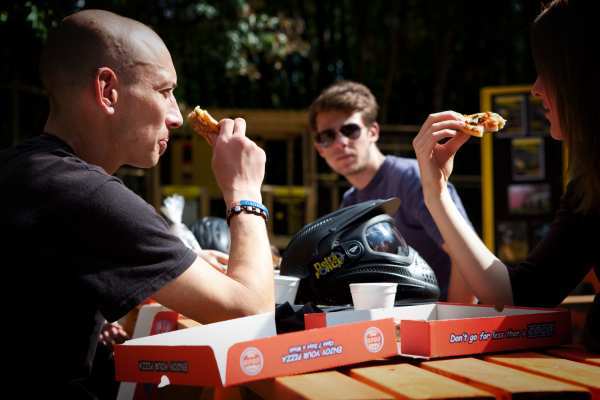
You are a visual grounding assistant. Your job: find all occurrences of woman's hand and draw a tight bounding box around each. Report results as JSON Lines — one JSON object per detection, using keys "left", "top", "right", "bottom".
{"left": 98, "top": 321, "right": 129, "bottom": 350}
{"left": 198, "top": 249, "right": 229, "bottom": 273}
{"left": 412, "top": 111, "right": 470, "bottom": 202}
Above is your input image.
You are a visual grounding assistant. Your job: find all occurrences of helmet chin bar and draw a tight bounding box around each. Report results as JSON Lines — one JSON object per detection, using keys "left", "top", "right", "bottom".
{"left": 280, "top": 198, "right": 440, "bottom": 306}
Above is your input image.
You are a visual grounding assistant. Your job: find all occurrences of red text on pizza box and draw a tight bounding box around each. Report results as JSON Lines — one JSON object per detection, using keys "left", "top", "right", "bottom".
{"left": 304, "top": 302, "right": 571, "bottom": 359}
{"left": 114, "top": 311, "right": 398, "bottom": 388}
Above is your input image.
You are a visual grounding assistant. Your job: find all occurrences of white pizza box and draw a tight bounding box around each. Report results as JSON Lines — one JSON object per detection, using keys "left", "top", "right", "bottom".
{"left": 114, "top": 310, "right": 398, "bottom": 388}
{"left": 304, "top": 302, "right": 571, "bottom": 359}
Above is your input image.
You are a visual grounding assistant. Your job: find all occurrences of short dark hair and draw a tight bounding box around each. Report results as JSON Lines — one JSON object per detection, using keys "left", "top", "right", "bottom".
{"left": 39, "top": 10, "right": 150, "bottom": 112}
{"left": 40, "top": 18, "right": 106, "bottom": 102}
{"left": 308, "top": 81, "right": 378, "bottom": 132}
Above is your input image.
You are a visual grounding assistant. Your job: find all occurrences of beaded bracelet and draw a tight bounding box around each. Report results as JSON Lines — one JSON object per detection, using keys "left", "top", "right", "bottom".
{"left": 226, "top": 200, "right": 270, "bottom": 225}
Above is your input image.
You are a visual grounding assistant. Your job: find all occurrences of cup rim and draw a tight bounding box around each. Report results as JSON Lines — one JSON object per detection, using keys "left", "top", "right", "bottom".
{"left": 349, "top": 282, "right": 397, "bottom": 288}
{"left": 275, "top": 275, "right": 300, "bottom": 282}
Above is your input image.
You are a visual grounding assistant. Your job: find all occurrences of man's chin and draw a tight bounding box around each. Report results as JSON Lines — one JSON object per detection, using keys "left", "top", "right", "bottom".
{"left": 130, "top": 158, "right": 159, "bottom": 170}
{"left": 334, "top": 164, "right": 362, "bottom": 178}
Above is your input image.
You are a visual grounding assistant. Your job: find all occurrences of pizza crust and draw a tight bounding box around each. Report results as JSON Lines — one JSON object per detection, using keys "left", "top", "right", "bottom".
{"left": 187, "top": 106, "right": 220, "bottom": 145}
{"left": 462, "top": 112, "right": 506, "bottom": 137}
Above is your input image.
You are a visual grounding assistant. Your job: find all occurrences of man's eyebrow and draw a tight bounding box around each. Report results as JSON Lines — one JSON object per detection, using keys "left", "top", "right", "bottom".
{"left": 157, "top": 81, "right": 177, "bottom": 90}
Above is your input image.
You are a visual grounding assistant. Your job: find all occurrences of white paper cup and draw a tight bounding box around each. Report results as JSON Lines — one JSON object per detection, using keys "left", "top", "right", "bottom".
{"left": 274, "top": 275, "right": 300, "bottom": 304}
{"left": 349, "top": 282, "right": 397, "bottom": 310}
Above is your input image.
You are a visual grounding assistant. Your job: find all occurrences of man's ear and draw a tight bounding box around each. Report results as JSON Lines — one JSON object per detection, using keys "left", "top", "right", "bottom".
{"left": 368, "top": 121, "right": 380, "bottom": 142}
{"left": 95, "top": 67, "right": 119, "bottom": 115}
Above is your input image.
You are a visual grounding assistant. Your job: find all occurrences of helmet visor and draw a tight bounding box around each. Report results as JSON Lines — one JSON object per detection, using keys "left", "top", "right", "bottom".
{"left": 365, "top": 221, "right": 410, "bottom": 257}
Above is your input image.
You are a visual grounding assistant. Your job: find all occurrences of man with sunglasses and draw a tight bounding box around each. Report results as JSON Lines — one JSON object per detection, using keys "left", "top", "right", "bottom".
{"left": 308, "top": 80, "right": 474, "bottom": 302}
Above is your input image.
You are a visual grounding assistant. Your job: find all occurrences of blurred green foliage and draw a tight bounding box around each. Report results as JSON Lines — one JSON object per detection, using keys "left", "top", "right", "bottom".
{"left": 1, "top": 0, "right": 542, "bottom": 146}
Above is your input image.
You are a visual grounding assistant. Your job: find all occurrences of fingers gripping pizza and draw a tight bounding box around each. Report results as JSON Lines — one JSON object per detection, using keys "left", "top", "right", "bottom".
{"left": 187, "top": 106, "right": 220, "bottom": 145}
{"left": 462, "top": 112, "right": 506, "bottom": 137}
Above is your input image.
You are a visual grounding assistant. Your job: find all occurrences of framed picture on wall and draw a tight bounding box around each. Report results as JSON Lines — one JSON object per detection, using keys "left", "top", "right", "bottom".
{"left": 511, "top": 137, "right": 546, "bottom": 181}
{"left": 508, "top": 183, "right": 552, "bottom": 215}
{"left": 492, "top": 94, "right": 527, "bottom": 137}
{"left": 497, "top": 220, "right": 529, "bottom": 263}
{"left": 481, "top": 85, "right": 566, "bottom": 255}
{"left": 529, "top": 95, "right": 550, "bottom": 135}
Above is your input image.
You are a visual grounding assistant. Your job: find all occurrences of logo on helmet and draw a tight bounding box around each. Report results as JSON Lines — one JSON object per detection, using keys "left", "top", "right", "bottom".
{"left": 313, "top": 252, "right": 345, "bottom": 279}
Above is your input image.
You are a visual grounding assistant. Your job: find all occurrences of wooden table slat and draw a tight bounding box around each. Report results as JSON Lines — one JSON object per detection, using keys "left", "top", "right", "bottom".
{"left": 546, "top": 346, "right": 600, "bottom": 367}
{"left": 349, "top": 363, "right": 495, "bottom": 400}
{"left": 484, "top": 352, "right": 600, "bottom": 397}
{"left": 422, "top": 357, "right": 591, "bottom": 399}
{"left": 245, "top": 370, "right": 395, "bottom": 400}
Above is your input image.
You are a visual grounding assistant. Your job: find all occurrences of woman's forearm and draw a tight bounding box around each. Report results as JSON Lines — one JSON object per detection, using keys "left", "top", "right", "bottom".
{"left": 428, "top": 190, "right": 514, "bottom": 306}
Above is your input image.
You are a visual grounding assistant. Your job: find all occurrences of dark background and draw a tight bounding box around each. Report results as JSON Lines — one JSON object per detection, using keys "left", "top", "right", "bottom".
{"left": 0, "top": 0, "right": 543, "bottom": 143}
{"left": 0, "top": 0, "right": 546, "bottom": 232}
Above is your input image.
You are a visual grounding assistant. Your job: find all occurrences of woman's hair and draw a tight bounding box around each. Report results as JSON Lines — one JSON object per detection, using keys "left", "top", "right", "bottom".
{"left": 531, "top": 0, "right": 599, "bottom": 213}
{"left": 308, "top": 80, "right": 379, "bottom": 132}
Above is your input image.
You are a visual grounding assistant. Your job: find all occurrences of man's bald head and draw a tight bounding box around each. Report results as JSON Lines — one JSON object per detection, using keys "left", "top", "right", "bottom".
{"left": 40, "top": 9, "right": 167, "bottom": 104}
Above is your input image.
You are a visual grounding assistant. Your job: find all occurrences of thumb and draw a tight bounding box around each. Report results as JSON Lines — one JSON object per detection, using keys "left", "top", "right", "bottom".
{"left": 444, "top": 132, "right": 471, "bottom": 155}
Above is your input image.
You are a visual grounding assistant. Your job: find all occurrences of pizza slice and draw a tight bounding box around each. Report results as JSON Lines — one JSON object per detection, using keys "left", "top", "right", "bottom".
{"left": 462, "top": 112, "right": 506, "bottom": 137}
{"left": 187, "top": 106, "right": 220, "bottom": 146}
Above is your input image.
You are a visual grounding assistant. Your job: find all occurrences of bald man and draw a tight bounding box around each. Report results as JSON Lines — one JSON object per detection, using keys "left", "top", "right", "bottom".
{"left": 0, "top": 9, "right": 273, "bottom": 396}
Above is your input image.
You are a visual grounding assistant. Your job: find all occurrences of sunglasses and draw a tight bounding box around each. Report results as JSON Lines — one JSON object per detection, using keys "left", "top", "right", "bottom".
{"left": 314, "top": 123, "right": 363, "bottom": 148}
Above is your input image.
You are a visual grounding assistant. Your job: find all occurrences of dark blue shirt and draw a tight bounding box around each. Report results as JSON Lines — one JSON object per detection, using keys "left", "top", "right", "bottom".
{"left": 341, "top": 155, "right": 472, "bottom": 300}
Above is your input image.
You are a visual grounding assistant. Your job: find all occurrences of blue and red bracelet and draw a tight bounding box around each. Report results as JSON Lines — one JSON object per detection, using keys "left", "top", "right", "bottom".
{"left": 226, "top": 200, "right": 270, "bottom": 225}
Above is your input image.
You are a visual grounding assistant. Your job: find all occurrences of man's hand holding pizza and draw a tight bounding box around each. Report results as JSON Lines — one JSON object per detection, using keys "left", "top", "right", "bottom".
{"left": 208, "top": 118, "right": 273, "bottom": 310}
{"left": 151, "top": 107, "right": 272, "bottom": 321}
{"left": 211, "top": 118, "right": 266, "bottom": 206}
{"left": 187, "top": 108, "right": 265, "bottom": 205}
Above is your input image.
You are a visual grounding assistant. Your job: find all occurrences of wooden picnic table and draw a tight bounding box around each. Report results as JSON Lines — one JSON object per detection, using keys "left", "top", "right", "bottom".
{"left": 151, "top": 311, "right": 600, "bottom": 400}
{"left": 237, "top": 345, "right": 599, "bottom": 399}
{"left": 170, "top": 317, "right": 599, "bottom": 400}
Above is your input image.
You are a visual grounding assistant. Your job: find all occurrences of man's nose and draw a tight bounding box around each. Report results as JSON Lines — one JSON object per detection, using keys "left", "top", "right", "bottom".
{"left": 167, "top": 103, "right": 183, "bottom": 129}
{"left": 531, "top": 77, "right": 542, "bottom": 97}
{"left": 331, "top": 130, "right": 350, "bottom": 147}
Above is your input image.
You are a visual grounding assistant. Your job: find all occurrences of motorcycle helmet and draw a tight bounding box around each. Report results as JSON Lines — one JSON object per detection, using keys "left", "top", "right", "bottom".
{"left": 280, "top": 198, "right": 440, "bottom": 305}
{"left": 189, "top": 217, "right": 231, "bottom": 253}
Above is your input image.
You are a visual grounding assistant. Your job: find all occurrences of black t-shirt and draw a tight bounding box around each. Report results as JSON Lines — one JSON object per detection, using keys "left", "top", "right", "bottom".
{"left": 508, "top": 181, "right": 599, "bottom": 350}
{"left": 0, "top": 134, "right": 195, "bottom": 393}
{"left": 508, "top": 182, "right": 599, "bottom": 306}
